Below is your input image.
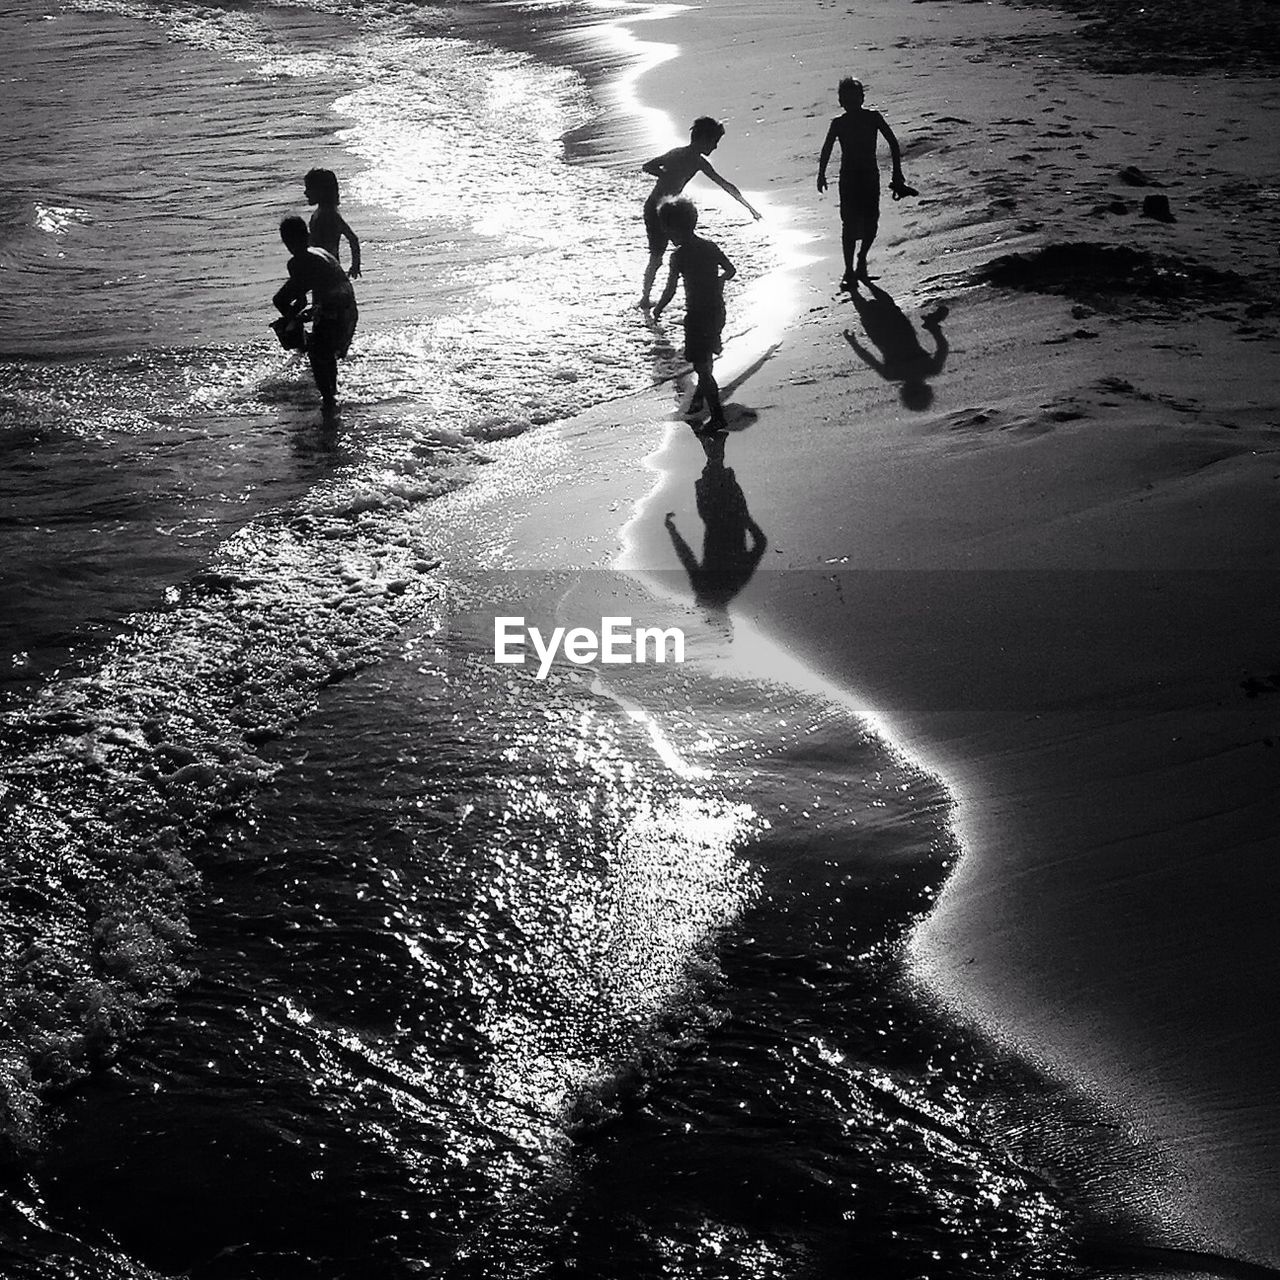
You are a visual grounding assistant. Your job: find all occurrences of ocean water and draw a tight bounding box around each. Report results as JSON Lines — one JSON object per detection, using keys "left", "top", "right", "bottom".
{"left": 1, "top": 0, "right": 1132, "bottom": 1275}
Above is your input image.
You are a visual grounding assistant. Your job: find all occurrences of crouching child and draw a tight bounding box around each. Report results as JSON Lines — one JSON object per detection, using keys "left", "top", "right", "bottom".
{"left": 272, "top": 215, "right": 358, "bottom": 411}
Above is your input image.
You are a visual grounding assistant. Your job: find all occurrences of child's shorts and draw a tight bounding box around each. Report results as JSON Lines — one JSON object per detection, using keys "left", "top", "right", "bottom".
{"left": 643, "top": 200, "right": 669, "bottom": 255}
{"left": 683, "top": 305, "right": 725, "bottom": 365}
{"left": 839, "top": 170, "right": 881, "bottom": 237}
{"left": 311, "top": 298, "right": 359, "bottom": 359}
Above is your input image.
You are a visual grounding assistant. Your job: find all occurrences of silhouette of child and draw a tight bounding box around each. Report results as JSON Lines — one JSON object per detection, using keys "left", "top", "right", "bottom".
{"left": 304, "top": 168, "right": 361, "bottom": 279}
{"left": 272, "top": 216, "right": 359, "bottom": 411}
{"left": 817, "top": 78, "right": 909, "bottom": 286}
{"left": 640, "top": 117, "right": 760, "bottom": 308}
{"left": 651, "top": 198, "right": 736, "bottom": 433}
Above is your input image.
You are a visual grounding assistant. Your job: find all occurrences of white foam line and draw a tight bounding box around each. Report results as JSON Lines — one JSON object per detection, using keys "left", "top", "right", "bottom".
{"left": 589, "top": 671, "right": 712, "bottom": 781}
{"left": 594, "top": 1, "right": 970, "bottom": 852}
{"left": 568, "top": 0, "right": 817, "bottom": 359}
{"left": 573, "top": 2, "right": 693, "bottom": 154}
{"left": 463, "top": 1, "right": 966, "bottom": 851}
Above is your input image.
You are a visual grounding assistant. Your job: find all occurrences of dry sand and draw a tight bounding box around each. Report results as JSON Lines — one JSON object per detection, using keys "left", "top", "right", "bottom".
{"left": 477, "top": 0, "right": 1280, "bottom": 1263}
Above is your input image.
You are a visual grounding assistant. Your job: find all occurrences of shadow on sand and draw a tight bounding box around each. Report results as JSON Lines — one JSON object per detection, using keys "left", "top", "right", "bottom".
{"left": 664, "top": 430, "right": 768, "bottom": 624}
{"left": 843, "top": 282, "right": 948, "bottom": 411}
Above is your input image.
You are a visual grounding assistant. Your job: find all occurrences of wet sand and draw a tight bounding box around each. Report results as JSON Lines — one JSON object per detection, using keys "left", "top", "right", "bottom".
{"left": 539, "top": 0, "right": 1280, "bottom": 1263}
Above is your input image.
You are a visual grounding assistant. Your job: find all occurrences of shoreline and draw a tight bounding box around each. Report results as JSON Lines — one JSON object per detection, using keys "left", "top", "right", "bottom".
{"left": 577, "top": 0, "right": 1280, "bottom": 1265}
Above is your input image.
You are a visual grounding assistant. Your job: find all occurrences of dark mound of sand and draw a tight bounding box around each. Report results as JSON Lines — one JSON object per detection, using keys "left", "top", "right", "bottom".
{"left": 967, "top": 242, "right": 1247, "bottom": 313}
{"left": 1022, "top": 0, "right": 1280, "bottom": 72}
{"left": 927, "top": 0, "right": 1280, "bottom": 72}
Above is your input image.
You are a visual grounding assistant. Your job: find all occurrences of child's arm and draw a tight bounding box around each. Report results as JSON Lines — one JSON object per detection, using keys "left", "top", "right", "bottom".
{"left": 651, "top": 262, "right": 680, "bottom": 321}
{"left": 817, "top": 119, "right": 839, "bottom": 192}
{"left": 700, "top": 160, "right": 762, "bottom": 221}
{"left": 876, "top": 114, "right": 906, "bottom": 186}
{"left": 272, "top": 262, "right": 308, "bottom": 315}
{"left": 338, "top": 215, "right": 361, "bottom": 278}
{"left": 716, "top": 245, "right": 737, "bottom": 282}
{"left": 641, "top": 151, "right": 667, "bottom": 177}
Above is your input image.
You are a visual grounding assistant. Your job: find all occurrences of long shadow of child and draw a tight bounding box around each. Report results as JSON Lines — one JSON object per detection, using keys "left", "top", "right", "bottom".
{"left": 664, "top": 433, "right": 768, "bottom": 624}
{"left": 844, "top": 283, "right": 948, "bottom": 411}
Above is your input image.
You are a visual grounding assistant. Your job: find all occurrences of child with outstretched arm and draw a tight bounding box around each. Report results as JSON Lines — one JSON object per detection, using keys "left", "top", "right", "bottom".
{"left": 640, "top": 116, "right": 759, "bottom": 308}
{"left": 304, "top": 167, "right": 361, "bottom": 279}
{"left": 651, "top": 197, "right": 736, "bottom": 433}
{"left": 816, "top": 78, "right": 913, "bottom": 287}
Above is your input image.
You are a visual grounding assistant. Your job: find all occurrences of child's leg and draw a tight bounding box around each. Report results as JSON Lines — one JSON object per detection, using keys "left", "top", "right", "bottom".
{"left": 641, "top": 204, "right": 668, "bottom": 306}
{"left": 840, "top": 220, "right": 857, "bottom": 282}
{"left": 855, "top": 213, "right": 880, "bottom": 279}
{"left": 641, "top": 250, "right": 665, "bottom": 306}
{"left": 308, "top": 343, "right": 338, "bottom": 405}
{"left": 695, "top": 358, "right": 725, "bottom": 428}
{"left": 306, "top": 317, "right": 341, "bottom": 405}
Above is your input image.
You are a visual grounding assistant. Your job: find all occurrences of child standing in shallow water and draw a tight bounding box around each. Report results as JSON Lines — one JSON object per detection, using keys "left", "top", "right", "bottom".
{"left": 273, "top": 216, "right": 359, "bottom": 411}
{"left": 640, "top": 117, "right": 759, "bottom": 309}
{"left": 652, "top": 197, "right": 736, "bottom": 433}
{"left": 304, "top": 168, "right": 361, "bottom": 279}
{"left": 817, "top": 78, "right": 910, "bottom": 286}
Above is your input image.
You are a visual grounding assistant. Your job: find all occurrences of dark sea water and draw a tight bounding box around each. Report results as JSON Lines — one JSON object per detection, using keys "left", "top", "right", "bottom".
{"left": 0, "top": 0, "right": 1151, "bottom": 1275}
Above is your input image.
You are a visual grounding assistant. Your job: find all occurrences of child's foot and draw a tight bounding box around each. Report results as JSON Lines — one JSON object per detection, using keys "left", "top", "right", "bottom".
{"left": 638, "top": 296, "right": 653, "bottom": 311}
{"left": 840, "top": 270, "right": 855, "bottom": 290}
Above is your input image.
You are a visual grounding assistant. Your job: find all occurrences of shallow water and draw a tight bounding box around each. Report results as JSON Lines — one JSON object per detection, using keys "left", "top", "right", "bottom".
{"left": 1, "top": 0, "right": 1125, "bottom": 1274}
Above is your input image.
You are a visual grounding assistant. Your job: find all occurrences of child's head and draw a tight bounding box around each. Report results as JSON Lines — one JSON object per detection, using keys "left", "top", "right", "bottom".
{"left": 304, "top": 167, "right": 340, "bottom": 206}
{"left": 280, "top": 215, "right": 310, "bottom": 253}
{"left": 689, "top": 117, "right": 725, "bottom": 154}
{"left": 659, "top": 196, "right": 699, "bottom": 242}
{"left": 837, "top": 77, "right": 865, "bottom": 110}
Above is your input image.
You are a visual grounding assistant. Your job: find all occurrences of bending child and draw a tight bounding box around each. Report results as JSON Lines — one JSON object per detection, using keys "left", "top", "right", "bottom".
{"left": 273, "top": 216, "right": 359, "bottom": 411}
{"left": 640, "top": 117, "right": 759, "bottom": 309}
{"left": 304, "top": 167, "right": 361, "bottom": 279}
{"left": 816, "top": 78, "right": 910, "bottom": 286}
{"left": 652, "top": 197, "right": 736, "bottom": 433}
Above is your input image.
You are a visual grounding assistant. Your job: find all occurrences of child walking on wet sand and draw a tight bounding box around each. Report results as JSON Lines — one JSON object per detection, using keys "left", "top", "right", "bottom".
{"left": 817, "top": 78, "right": 912, "bottom": 287}
{"left": 640, "top": 117, "right": 760, "bottom": 309}
{"left": 652, "top": 197, "right": 736, "bottom": 433}
{"left": 304, "top": 168, "right": 362, "bottom": 279}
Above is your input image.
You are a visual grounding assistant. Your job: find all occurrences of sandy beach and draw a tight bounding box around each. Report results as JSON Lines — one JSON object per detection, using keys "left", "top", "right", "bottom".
{"left": 583, "top": 0, "right": 1280, "bottom": 1263}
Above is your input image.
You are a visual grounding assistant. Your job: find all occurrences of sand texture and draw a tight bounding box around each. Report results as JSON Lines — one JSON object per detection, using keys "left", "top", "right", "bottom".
{"left": 567, "top": 0, "right": 1280, "bottom": 1262}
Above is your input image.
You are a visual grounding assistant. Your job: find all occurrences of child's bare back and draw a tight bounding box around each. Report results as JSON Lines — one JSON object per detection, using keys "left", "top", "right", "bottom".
{"left": 303, "top": 167, "right": 361, "bottom": 279}
{"left": 645, "top": 144, "right": 710, "bottom": 205}
{"left": 826, "top": 109, "right": 885, "bottom": 176}
{"left": 308, "top": 207, "right": 347, "bottom": 256}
